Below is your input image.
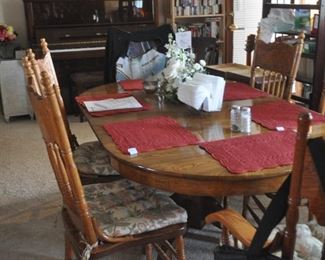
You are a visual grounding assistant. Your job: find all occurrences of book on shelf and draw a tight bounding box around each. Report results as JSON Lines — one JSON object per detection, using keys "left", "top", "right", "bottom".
{"left": 175, "top": 0, "right": 221, "bottom": 16}
{"left": 207, "top": 18, "right": 218, "bottom": 38}
{"left": 177, "top": 18, "right": 221, "bottom": 38}
{"left": 295, "top": 9, "right": 311, "bottom": 32}
{"left": 311, "top": 14, "right": 319, "bottom": 36}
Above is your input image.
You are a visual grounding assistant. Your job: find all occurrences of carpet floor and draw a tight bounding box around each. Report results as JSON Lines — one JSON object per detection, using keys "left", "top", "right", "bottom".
{"left": 1, "top": 115, "right": 322, "bottom": 259}
{"left": 0, "top": 115, "right": 223, "bottom": 259}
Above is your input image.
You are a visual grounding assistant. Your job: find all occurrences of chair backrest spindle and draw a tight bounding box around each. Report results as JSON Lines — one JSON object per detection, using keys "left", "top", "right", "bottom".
{"left": 23, "top": 58, "right": 98, "bottom": 245}
{"left": 320, "top": 91, "right": 325, "bottom": 115}
{"left": 40, "top": 38, "right": 50, "bottom": 55}
{"left": 26, "top": 49, "right": 44, "bottom": 95}
{"left": 251, "top": 67, "right": 287, "bottom": 99}
{"left": 245, "top": 34, "right": 256, "bottom": 66}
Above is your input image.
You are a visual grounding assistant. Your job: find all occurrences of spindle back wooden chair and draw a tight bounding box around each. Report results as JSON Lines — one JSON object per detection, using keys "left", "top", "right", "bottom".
{"left": 25, "top": 40, "right": 121, "bottom": 185}
{"left": 192, "top": 37, "right": 219, "bottom": 65}
{"left": 206, "top": 112, "right": 325, "bottom": 259}
{"left": 251, "top": 29, "right": 304, "bottom": 100}
{"left": 243, "top": 67, "right": 288, "bottom": 224}
{"left": 22, "top": 59, "right": 187, "bottom": 260}
{"left": 242, "top": 31, "right": 304, "bottom": 223}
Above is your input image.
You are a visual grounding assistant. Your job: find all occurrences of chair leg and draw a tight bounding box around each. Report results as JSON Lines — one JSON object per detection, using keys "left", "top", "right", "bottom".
{"left": 146, "top": 243, "right": 154, "bottom": 260}
{"left": 79, "top": 112, "right": 84, "bottom": 123}
{"left": 175, "top": 235, "right": 186, "bottom": 260}
{"left": 221, "top": 226, "right": 230, "bottom": 246}
{"left": 64, "top": 233, "right": 74, "bottom": 260}
{"left": 242, "top": 196, "right": 250, "bottom": 218}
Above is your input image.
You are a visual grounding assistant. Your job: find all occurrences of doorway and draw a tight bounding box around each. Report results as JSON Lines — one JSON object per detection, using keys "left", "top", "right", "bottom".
{"left": 232, "top": 0, "right": 263, "bottom": 64}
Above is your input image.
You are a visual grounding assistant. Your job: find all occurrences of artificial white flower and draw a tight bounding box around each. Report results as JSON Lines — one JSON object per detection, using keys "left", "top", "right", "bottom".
{"left": 189, "top": 52, "right": 196, "bottom": 60}
{"left": 194, "top": 63, "right": 203, "bottom": 71}
{"left": 199, "top": 60, "right": 207, "bottom": 67}
{"left": 164, "top": 59, "right": 182, "bottom": 81}
{"left": 160, "top": 33, "right": 206, "bottom": 100}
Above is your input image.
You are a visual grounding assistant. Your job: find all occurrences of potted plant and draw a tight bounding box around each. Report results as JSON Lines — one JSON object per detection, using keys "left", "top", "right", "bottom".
{"left": 0, "top": 24, "right": 19, "bottom": 59}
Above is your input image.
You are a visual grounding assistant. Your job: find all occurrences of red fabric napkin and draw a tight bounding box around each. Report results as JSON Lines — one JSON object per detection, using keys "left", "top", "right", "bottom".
{"left": 104, "top": 116, "right": 200, "bottom": 154}
{"left": 223, "top": 82, "right": 268, "bottom": 101}
{"left": 118, "top": 79, "right": 144, "bottom": 91}
{"left": 75, "top": 93, "right": 151, "bottom": 117}
{"left": 200, "top": 131, "right": 296, "bottom": 174}
{"left": 252, "top": 100, "right": 325, "bottom": 130}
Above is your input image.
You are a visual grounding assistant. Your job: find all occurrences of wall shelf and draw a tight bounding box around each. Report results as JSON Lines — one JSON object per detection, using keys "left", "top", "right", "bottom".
{"left": 167, "top": 0, "right": 232, "bottom": 63}
{"left": 174, "top": 14, "right": 225, "bottom": 19}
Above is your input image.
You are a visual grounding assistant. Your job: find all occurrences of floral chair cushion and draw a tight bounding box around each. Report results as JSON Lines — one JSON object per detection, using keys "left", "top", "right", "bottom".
{"left": 84, "top": 179, "right": 187, "bottom": 237}
{"left": 73, "top": 141, "right": 119, "bottom": 176}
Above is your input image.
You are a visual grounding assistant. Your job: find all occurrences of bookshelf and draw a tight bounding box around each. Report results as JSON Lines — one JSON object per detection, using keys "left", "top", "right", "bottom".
{"left": 262, "top": 0, "right": 325, "bottom": 111}
{"left": 167, "top": 0, "right": 232, "bottom": 63}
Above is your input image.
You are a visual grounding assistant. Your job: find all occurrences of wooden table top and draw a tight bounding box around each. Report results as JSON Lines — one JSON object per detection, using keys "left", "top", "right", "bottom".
{"left": 80, "top": 84, "right": 325, "bottom": 197}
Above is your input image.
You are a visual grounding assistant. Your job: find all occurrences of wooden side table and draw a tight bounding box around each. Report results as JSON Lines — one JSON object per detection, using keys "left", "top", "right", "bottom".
{"left": 206, "top": 63, "right": 265, "bottom": 85}
{"left": 206, "top": 63, "right": 253, "bottom": 84}
{"left": 0, "top": 59, "right": 33, "bottom": 122}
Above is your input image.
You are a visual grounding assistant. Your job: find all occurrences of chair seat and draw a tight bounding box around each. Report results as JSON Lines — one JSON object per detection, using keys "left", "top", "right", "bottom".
{"left": 84, "top": 179, "right": 188, "bottom": 238}
{"left": 73, "top": 141, "right": 119, "bottom": 176}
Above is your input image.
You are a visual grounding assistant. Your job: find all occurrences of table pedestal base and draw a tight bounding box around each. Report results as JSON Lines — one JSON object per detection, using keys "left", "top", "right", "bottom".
{"left": 171, "top": 194, "right": 224, "bottom": 229}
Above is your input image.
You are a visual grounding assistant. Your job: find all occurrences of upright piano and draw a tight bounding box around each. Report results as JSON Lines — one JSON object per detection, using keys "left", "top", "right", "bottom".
{"left": 23, "top": 0, "right": 155, "bottom": 112}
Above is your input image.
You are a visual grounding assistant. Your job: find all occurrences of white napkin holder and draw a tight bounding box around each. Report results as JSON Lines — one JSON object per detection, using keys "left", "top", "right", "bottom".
{"left": 177, "top": 73, "right": 225, "bottom": 112}
{"left": 177, "top": 81, "right": 209, "bottom": 110}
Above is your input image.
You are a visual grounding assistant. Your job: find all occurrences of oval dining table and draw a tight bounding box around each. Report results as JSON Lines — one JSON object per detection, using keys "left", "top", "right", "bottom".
{"left": 79, "top": 83, "right": 325, "bottom": 198}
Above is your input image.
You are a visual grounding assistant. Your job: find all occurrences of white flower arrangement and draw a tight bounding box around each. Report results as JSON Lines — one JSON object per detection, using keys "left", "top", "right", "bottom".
{"left": 159, "top": 33, "right": 206, "bottom": 100}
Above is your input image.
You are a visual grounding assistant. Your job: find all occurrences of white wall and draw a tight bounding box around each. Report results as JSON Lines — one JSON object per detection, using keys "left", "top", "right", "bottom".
{"left": 0, "top": 0, "right": 28, "bottom": 48}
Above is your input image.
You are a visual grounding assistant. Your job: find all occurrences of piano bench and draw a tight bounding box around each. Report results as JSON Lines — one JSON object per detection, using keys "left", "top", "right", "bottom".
{"left": 70, "top": 71, "right": 104, "bottom": 121}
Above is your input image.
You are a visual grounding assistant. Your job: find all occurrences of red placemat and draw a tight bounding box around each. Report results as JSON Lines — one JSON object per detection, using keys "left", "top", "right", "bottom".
{"left": 75, "top": 93, "right": 151, "bottom": 117}
{"left": 104, "top": 116, "right": 200, "bottom": 154}
{"left": 118, "top": 79, "right": 144, "bottom": 90}
{"left": 223, "top": 82, "right": 268, "bottom": 101}
{"left": 252, "top": 100, "right": 325, "bottom": 130}
{"left": 200, "top": 131, "right": 296, "bottom": 174}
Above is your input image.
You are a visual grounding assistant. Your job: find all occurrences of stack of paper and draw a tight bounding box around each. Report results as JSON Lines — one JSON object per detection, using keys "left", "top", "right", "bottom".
{"left": 83, "top": 96, "right": 142, "bottom": 112}
{"left": 177, "top": 73, "right": 225, "bottom": 112}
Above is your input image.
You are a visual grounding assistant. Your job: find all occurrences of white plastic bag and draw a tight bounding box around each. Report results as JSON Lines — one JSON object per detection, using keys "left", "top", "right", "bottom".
{"left": 116, "top": 49, "right": 166, "bottom": 81}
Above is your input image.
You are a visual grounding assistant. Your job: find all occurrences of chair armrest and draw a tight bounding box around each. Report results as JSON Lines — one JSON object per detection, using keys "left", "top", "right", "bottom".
{"left": 205, "top": 208, "right": 272, "bottom": 248}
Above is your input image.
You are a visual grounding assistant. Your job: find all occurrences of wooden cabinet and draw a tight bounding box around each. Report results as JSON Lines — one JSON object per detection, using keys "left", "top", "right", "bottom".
{"left": 165, "top": 0, "right": 233, "bottom": 63}
{"left": 0, "top": 60, "right": 33, "bottom": 122}
{"left": 23, "top": 0, "right": 157, "bottom": 113}
{"left": 262, "top": 0, "right": 325, "bottom": 111}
